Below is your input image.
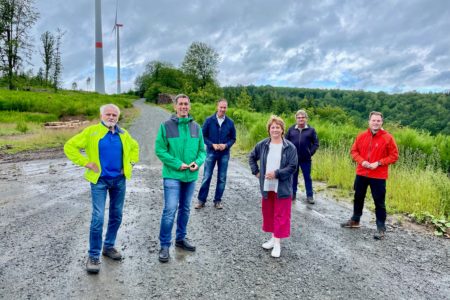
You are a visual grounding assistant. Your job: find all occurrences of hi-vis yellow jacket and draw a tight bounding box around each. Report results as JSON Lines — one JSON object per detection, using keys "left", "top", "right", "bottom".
{"left": 64, "top": 122, "right": 139, "bottom": 184}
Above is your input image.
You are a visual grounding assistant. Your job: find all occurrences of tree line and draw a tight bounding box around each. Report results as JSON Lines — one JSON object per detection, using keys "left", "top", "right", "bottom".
{"left": 223, "top": 86, "right": 450, "bottom": 135}
{"left": 135, "top": 42, "right": 449, "bottom": 136}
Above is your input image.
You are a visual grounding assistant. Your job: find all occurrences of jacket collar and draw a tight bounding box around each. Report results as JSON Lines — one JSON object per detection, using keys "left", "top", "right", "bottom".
{"left": 213, "top": 113, "right": 227, "bottom": 123}
{"left": 100, "top": 121, "right": 124, "bottom": 134}
{"left": 295, "top": 124, "right": 309, "bottom": 130}
{"left": 171, "top": 114, "right": 193, "bottom": 124}
{"left": 367, "top": 128, "right": 385, "bottom": 136}
{"left": 263, "top": 137, "right": 290, "bottom": 148}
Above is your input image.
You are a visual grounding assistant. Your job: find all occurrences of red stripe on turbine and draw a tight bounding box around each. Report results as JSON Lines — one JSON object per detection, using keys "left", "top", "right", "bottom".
{"left": 95, "top": 42, "right": 103, "bottom": 48}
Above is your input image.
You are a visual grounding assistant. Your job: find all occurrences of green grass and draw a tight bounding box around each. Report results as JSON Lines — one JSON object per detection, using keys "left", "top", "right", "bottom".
{"left": 0, "top": 111, "right": 58, "bottom": 123}
{"left": 0, "top": 89, "right": 135, "bottom": 117}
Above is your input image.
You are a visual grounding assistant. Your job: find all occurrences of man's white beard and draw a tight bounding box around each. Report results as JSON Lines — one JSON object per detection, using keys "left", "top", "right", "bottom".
{"left": 104, "top": 121, "right": 116, "bottom": 128}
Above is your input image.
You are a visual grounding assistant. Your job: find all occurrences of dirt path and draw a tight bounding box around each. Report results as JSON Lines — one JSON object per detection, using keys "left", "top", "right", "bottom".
{"left": 0, "top": 99, "right": 449, "bottom": 299}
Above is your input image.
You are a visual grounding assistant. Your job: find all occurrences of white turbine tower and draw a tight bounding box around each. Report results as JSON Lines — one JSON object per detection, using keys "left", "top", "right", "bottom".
{"left": 95, "top": 0, "right": 105, "bottom": 94}
{"left": 112, "top": 0, "right": 123, "bottom": 94}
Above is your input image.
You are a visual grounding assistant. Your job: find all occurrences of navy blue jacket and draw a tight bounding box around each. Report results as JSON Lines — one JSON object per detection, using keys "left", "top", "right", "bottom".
{"left": 286, "top": 125, "right": 319, "bottom": 162}
{"left": 202, "top": 114, "right": 236, "bottom": 155}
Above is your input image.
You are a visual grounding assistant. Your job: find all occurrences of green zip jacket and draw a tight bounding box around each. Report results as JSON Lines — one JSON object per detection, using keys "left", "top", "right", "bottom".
{"left": 155, "top": 114, "right": 206, "bottom": 182}
{"left": 64, "top": 122, "right": 139, "bottom": 184}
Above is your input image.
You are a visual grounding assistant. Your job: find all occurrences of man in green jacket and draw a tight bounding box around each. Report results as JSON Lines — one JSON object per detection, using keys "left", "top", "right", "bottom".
{"left": 64, "top": 103, "right": 139, "bottom": 273}
{"left": 155, "top": 94, "right": 206, "bottom": 263}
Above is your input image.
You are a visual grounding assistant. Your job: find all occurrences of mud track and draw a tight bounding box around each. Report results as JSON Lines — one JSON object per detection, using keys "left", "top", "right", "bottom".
{"left": 0, "top": 99, "right": 449, "bottom": 299}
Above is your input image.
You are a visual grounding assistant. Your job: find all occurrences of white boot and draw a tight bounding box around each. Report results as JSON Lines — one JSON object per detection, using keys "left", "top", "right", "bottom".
{"left": 271, "top": 239, "right": 281, "bottom": 257}
{"left": 262, "top": 237, "right": 275, "bottom": 249}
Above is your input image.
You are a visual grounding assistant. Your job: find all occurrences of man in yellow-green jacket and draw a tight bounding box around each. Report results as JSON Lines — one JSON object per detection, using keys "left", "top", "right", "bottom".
{"left": 64, "top": 103, "right": 139, "bottom": 274}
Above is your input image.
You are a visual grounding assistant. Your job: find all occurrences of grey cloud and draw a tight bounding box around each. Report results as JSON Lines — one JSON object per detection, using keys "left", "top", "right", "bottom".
{"left": 28, "top": 0, "right": 450, "bottom": 93}
{"left": 429, "top": 71, "right": 450, "bottom": 85}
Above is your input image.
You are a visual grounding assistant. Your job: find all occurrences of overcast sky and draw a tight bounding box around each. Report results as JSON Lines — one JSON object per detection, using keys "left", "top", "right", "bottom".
{"left": 30, "top": 0, "right": 450, "bottom": 94}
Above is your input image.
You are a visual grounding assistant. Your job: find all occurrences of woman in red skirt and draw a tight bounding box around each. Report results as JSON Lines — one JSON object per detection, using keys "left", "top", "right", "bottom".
{"left": 249, "top": 115, "right": 298, "bottom": 257}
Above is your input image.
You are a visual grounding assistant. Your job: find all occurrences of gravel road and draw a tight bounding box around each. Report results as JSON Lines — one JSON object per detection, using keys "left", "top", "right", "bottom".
{"left": 0, "top": 99, "right": 449, "bottom": 300}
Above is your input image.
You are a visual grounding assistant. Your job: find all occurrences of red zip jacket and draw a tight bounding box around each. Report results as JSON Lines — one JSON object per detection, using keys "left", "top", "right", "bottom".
{"left": 350, "top": 128, "right": 399, "bottom": 179}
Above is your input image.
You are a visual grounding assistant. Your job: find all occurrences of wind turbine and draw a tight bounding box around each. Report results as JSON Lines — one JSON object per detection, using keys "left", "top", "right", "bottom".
{"left": 95, "top": 0, "right": 105, "bottom": 94}
{"left": 113, "top": 0, "right": 123, "bottom": 94}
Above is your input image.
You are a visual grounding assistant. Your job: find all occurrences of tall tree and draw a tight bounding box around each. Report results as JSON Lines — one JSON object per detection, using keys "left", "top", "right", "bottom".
{"left": 40, "top": 30, "right": 54, "bottom": 85}
{"left": 0, "top": 0, "right": 39, "bottom": 89}
{"left": 52, "top": 28, "right": 64, "bottom": 92}
{"left": 181, "top": 42, "right": 220, "bottom": 89}
{"left": 236, "top": 87, "right": 252, "bottom": 111}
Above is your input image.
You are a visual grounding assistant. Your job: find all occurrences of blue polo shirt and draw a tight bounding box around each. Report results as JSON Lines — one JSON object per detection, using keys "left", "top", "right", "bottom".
{"left": 99, "top": 125, "right": 123, "bottom": 179}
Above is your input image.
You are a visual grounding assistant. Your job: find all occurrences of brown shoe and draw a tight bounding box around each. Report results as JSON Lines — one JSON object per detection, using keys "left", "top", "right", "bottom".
{"left": 102, "top": 247, "right": 122, "bottom": 260}
{"left": 214, "top": 202, "right": 223, "bottom": 209}
{"left": 86, "top": 257, "right": 101, "bottom": 274}
{"left": 194, "top": 202, "right": 205, "bottom": 209}
{"left": 340, "top": 219, "right": 361, "bottom": 228}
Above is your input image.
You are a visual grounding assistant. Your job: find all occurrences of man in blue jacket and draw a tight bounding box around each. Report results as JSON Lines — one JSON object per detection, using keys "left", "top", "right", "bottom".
{"left": 195, "top": 99, "right": 236, "bottom": 209}
{"left": 286, "top": 110, "right": 319, "bottom": 204}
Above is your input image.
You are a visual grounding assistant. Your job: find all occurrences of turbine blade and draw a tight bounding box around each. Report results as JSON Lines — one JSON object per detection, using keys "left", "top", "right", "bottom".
{"left": 112, "top": 0, "right": 119, "bottom": 34}
{"left": 115, "top": 0, "right": 118, "bottom": 24}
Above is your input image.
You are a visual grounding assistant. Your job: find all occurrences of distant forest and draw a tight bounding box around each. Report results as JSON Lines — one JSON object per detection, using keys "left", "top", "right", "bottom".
{"left": 223, "top": 86, "right": 450, "bottom": 135}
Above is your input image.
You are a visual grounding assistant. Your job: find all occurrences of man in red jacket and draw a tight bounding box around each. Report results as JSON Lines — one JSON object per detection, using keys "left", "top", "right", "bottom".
{"left": 341, "top": 111, "right": 398, "bottom": 240}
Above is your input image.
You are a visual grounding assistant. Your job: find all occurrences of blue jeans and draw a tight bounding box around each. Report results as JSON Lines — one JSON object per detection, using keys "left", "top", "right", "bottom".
{"left": 351, "top": 175, "right": 387, "bottom": 230}
{"left": 197, "top": 152, "right": 230, "bottom": 203}
{"left": 159, "top": 179, "right": 196, "bottom": 248}
{"left": 89, "top": 176, "right": 126, "bottom": 258}
{"left": 292, "top": 161, "right": 313, "bottom": 197}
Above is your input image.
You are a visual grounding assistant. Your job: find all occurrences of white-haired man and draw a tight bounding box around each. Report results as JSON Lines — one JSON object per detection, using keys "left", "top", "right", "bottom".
{"left": 64, "top": 104, "right": 139, "bottom": 273}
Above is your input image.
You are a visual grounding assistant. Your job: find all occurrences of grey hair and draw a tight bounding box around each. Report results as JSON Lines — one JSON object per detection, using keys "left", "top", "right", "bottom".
{"left": 100, "top": 104, "right": 121, "bottom": 115}
{"left": 369, "top": 111, "right": 383, "bottom": 120}
{"left": 217, "top": 98, "right": 228, "bottom": 105}
{"left": 174, "top": 94, "right": 190, "bottom": 104}
{"left": 295, "top": 109, "right": 308, "bottom": 118}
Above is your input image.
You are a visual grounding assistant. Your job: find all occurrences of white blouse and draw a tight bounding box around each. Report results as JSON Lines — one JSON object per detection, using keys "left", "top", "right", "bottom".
{"left": 263, "top": 142, "right": 282, "bottom": 192}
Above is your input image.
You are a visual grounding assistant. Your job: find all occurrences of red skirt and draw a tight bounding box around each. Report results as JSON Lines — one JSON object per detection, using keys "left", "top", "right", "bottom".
{"left": 261, "top": 191, "right": 292, "bottom": 238}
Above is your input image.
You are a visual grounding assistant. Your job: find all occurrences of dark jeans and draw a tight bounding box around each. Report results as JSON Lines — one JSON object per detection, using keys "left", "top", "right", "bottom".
{"left": 197, "top": 152, "right": 230, "bottom": 203}
{"left": 292, "top": 161, "right": 313, "bottom": 197}
{"left": 89, "top": 176, "right": 126, "bottom": 259}
{"left": 351, "top": 175, "right": 387, "bottom": 231}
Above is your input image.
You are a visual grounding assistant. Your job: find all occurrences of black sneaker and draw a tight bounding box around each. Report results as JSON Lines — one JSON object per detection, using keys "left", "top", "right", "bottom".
{"left": 86, "top": 257, "right": 101, "bottom": 274}
{"left": 159, "top": 247, "right": 170, "bottom": 263}
{"left": 214, "top": 202, "right": 223, "bottom": 209}
{"left": 102, "top": 247, "right": 122, "bottom": 260}
{"left": 175, "top": 239, "right": 196, "bottom": 252}
{"left": 306, "top": 196, "right": 315, "bottom": 204}
{"left": 374, "top": 229, "right": 386, "bottom": 240}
